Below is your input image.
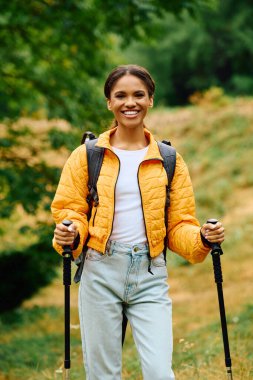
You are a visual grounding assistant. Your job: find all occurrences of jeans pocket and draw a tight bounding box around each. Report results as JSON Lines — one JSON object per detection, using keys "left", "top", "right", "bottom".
{"left": 152, "top": 253, "right": 166, "bottom": 267}
{"left": 86, "top": 248, "right": 107, "bottom": 261}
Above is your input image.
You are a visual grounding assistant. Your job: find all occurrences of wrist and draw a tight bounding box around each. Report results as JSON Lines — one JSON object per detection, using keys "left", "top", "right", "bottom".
{"left": 200, "top": 230, "right": 212, "bottom": 248}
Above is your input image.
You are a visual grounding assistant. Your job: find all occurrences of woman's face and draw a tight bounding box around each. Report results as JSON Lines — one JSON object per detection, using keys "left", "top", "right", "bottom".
{"left": 107, "top": 74, "right": 153, "bottom": 129}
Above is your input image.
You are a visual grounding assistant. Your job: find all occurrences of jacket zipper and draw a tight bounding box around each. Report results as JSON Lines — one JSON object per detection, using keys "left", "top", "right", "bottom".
{"left": 137, "top": 158, "right": 163, "bottom": 248}
{"left": 104, "top": 150, "right": 121, "bottom": 252}
{"left": 137, "top": 158, "right": 163, "bottom": 274}
{"left": 91, "top": 207, "right": 98, "bottom": 227}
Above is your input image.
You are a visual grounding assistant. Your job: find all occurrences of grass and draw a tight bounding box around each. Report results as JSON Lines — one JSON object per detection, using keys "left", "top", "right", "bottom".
{"left": 0, "top": 291, "right": 252, "bottom": 379}
{"left": 1, "top": 94, "right": 253, "bottom": 379}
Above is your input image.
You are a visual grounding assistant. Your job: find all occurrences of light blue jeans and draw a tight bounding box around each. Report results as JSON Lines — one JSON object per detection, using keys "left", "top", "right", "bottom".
{"left": 79, "top": 240, "right": 175, "bottom": 380}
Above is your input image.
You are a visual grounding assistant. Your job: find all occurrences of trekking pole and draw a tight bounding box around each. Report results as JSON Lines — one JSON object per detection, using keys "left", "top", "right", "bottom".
{"left": 62, "top": 219, "right": 73, "bottom": 380}
{"left": 207, "top": 219, "right": 233, "bottom": 380}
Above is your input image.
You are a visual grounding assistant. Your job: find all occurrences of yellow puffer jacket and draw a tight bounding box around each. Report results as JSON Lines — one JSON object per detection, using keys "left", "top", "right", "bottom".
{"left": 51, "top": 128, "right": 210, "bottom": 263}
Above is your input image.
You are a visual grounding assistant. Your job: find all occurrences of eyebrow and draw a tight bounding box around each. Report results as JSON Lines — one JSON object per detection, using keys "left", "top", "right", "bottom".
{"left": 114, "top": 90, "right": 146, "bottom": 95}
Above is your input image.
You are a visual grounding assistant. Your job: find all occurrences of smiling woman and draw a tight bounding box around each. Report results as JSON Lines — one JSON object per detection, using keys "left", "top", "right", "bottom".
{"left": 51, "top": 64, "right": 225, "bottom": 380}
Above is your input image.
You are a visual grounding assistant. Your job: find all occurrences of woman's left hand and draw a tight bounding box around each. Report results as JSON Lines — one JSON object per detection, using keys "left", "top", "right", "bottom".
{"left": 201, "top": 221, "right": 225, "bottom": 245}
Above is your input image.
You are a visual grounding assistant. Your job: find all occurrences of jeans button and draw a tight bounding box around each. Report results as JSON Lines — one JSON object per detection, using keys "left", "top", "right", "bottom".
{"left": 133, "top": 246, "right": 139, "bottom": 252}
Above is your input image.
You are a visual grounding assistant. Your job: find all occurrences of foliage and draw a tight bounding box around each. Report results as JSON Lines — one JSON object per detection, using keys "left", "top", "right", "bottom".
{"left": 0, "top": 0, "right": 217, "bottom": 125}
{"left": 124, "top": 0, "right": 253, "bottom": 105}
{"left": 0, "top": 121, "right": 73, "bottom": 217}
{"left": 0, "top": 119, "right": 74, "bottom": 312}
{"left": 0, "top": 224, "right": 59, "bottom": 312}
{"left": 0, "top": 0, "right": 109, "bottom": 126}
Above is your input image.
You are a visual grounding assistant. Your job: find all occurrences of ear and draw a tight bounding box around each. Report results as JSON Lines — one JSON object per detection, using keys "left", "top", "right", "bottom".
{"left": 149, "top": 96, "right": 154, "bottom": 108}
{"left": 107, "top": 98, "right": 112, "bottom": 111}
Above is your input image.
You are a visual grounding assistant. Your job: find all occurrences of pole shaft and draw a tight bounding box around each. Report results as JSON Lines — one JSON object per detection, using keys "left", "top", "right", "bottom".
{"left": 216, "top": 282, "right": 232, "bottom": 367}
{"left": 212, "top": 253, "right": 232, "bottom": 372}
{"left": 62, "top": 220, "right": 73, "bottom": 378}
{"left": 64, "top": 284, "right": 71, "bottom": 369}
{"left": 207, "top": 219, "right": 233, "bottom": 378}
{"left": 63, "top": 254, "right": 71, "bottom": 370}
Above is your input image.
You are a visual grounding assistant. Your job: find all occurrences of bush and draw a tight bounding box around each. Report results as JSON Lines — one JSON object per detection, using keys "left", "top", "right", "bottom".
{"left": 0, "top": 226, "right": 59, "bottom": 313}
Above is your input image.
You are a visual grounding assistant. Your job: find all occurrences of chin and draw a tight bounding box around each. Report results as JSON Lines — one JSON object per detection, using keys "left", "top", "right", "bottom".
{"left": 119, "top": 118, "right": 145, "bottom": 128}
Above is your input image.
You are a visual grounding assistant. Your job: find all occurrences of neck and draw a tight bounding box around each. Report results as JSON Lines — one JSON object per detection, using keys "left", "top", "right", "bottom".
{"left": 110, "top": 125, "right": 148, "bottom": 150}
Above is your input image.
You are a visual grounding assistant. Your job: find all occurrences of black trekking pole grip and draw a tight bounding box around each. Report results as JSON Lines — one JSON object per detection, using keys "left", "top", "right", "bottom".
{"left": 207, "top": 218, "right": 224, "bottom": 284}
{"left": 62, "top": 220, "right": 73, "bottom": 286}
{"left": 207, "top": 219, "right": 233, "bottom": 380}
{"left": 206, "top": 218, "right": 224, "bottom": 254}
{"left": 62, "top": 219, "right": 73, "bottom": 379}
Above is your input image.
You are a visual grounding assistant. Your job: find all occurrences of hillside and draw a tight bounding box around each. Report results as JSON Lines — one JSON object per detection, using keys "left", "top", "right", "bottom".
{"left": 147, "top": 89, "right": 253, "bottom": 226}
{"left": 1, "top": 92, "right": 253, "bottom": 379}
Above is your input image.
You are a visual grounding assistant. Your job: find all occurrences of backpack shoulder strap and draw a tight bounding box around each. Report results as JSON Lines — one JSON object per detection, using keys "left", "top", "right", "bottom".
{"left": 85, "top": 139, "right": 105, "bottom": 207}
{"left": 157, "top": 140, "right": 176, "bottom": 206}
{"left": 157, "top": 140, "right": 176, "bottom": 261}
{"left": 74, "top": 135, "right": 104, "bottom": 284}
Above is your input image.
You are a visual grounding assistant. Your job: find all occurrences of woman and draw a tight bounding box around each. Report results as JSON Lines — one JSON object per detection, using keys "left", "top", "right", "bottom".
{"left": 51, "top": 65, "right": 225, "bottom": 380}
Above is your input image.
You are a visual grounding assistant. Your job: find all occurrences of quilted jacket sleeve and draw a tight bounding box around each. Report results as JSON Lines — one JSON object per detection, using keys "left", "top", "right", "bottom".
{"left": 51, "top": 145, "right": 89, "bottom": 258}
{"left": 167, "top": 152, "right": 210, "bottom": 263}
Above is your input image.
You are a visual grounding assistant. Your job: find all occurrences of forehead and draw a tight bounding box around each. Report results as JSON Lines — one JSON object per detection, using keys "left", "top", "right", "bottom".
{"left": 111, "top": 74, "right": 148, "bottom": 93}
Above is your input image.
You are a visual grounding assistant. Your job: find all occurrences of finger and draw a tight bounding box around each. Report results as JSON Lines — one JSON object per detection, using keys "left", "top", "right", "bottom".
{"left": 54, "top": 228, "right": 75, "bottom": 239}
{"left": 207, "top": 226, "right": 224, "bottom": 234}
{"left": 206, "top": 235, "right": 225, "bottom": 244}
{"left": 205, "top": 222, "right": 224, "bottom": 234}
{"left": 207, "top": 226, "right": 224, "bottom": 238}
{"left": 207, "top": 236, "right": 225, "bottom": 244}
{"left": 55, "top": 222, "right": 76, "bottom": 233}
{"left": 67, "top": 223, "right": 78, "bottom": 238}
{"left": 206, "top": 221, "right": 222, "bottom": 231}
{"left": 55, "top": 236, "right": 74, "bottom": 246}
{"left": 206, "top": 230, "right": 225, "bottom": 243}
{"left": 55, "top": 223, "right": 70, "bottom": 231}
{"left": 67, "top": 225, "right": 78, "bottom": 236}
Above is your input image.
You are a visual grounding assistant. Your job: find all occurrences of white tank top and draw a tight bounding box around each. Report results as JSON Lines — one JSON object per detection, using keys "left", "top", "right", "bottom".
{"left": 110, "top": 146, "right": 149, "bottom": 244}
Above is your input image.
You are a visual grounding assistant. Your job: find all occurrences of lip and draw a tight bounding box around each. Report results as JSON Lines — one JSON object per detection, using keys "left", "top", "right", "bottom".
{"left": 121, "top": 110, "right": 140, "bottom": 117}
{"left": 121, "top": 110, "right": 140, "bottom": 113}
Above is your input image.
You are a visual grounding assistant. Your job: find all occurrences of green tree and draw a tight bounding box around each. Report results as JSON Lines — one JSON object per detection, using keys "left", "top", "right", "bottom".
{"left": 124, "top": 0, "right": 253, "bottom": 105}
{"left": 0, "top": 0, "right": 216, "bottom": 124}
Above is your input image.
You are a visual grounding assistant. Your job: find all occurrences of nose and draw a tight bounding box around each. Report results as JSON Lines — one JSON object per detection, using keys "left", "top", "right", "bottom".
{"left": 125, "top": 96, "right": 136, "bottom": 107}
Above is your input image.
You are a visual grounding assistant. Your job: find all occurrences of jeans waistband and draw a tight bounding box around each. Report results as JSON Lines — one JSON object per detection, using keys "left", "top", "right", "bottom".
{"left": 106, "top": 240, "right": 149, "bottom": 255}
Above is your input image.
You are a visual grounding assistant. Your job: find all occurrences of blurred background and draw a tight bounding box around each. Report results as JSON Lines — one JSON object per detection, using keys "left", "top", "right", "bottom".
{"left": 0, "top": 1, "right": 252, "bottom": 379}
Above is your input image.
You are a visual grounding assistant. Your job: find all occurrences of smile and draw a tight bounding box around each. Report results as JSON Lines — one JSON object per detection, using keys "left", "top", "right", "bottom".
{"left": 122, "top": 111, "right": 139, "bottom": 115}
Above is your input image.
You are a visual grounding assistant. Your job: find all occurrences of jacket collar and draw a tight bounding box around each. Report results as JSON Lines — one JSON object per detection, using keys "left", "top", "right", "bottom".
{"left": 96, "top": 127, "right": 163, "bottom": 161}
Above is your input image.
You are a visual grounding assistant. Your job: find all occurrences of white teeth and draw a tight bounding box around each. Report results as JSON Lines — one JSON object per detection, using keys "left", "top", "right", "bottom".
{"left": 123, "top": 111, "right": 138, "bottom": 115}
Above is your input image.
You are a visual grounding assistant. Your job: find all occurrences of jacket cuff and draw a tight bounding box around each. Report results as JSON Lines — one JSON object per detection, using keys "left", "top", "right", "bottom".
{"left": 200, "top": 231, "right": 212, "bottom": 248}
{"left": 52, "top": 237, "right": 64, "bottom": 255}
{"left": 71, "top": 233, "right": 80, "bottom": 250}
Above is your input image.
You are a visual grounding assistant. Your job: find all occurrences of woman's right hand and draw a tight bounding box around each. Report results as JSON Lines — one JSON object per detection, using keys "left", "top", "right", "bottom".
{"left": 54, "top": 222, "right": 78, "bottom": 246}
